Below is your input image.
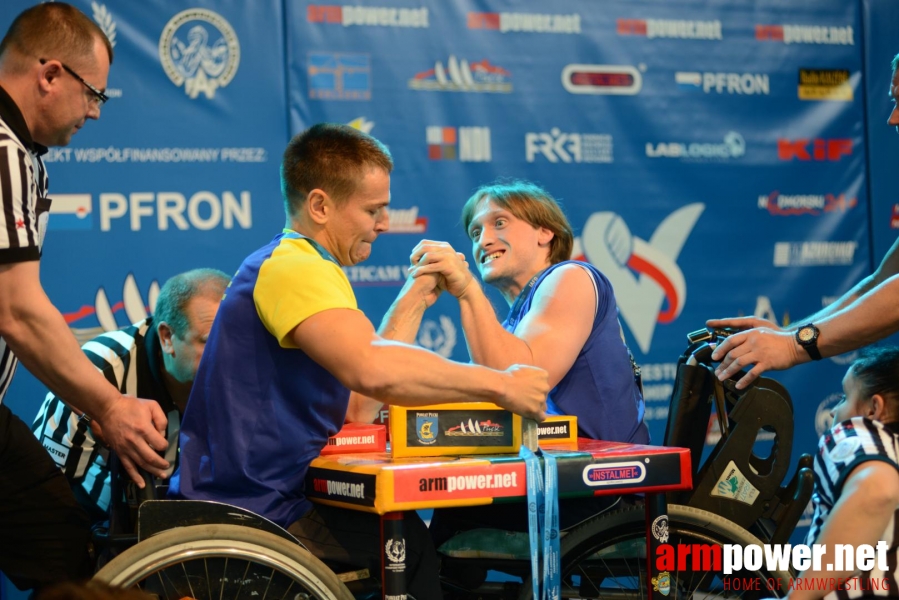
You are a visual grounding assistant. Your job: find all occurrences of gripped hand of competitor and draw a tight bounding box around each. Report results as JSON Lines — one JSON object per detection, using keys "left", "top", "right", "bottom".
{"left": 409, "top": 240, "right": 474, "bottom": 299}
{"left": 711, "top": 327, "right": 805, "bottom": 390}
{"left": 95, "top": 396, "right": 170, "bottom": 487}
{"left": 496, "top": 364, "right": 549, "bottom": 421}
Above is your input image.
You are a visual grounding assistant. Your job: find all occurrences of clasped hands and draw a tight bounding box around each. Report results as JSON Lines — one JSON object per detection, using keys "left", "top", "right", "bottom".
{"left": 404, "top": 240, "right": 475, "bottom": 307}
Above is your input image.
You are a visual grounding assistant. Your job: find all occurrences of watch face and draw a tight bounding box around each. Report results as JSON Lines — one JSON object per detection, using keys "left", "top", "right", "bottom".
{"left": 798, "top": 326, "right": 815, "bottom": 343}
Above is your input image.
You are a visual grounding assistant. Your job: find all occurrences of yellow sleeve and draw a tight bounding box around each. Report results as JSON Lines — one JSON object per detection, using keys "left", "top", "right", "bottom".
{"left": 254, "top": 238, "right": 359, "bottom": 348}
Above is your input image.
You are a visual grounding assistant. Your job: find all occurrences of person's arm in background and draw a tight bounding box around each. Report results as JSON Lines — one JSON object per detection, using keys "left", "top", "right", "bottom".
{"left": 787, "top": 461, "right": 899, "bottom": 600}
{"left": 409, "top": 241, "right": 594, "bottom": 389}
{"left": 0, "top": 261, "right": 170, "bottom": 484}
{"left": 708, "top": 237, "right": 899, "bottom": 335}
{"left": 711, "top": 276, "right": 899, "bottom": 388}
{"left": 345, "top": 271, "right": 443, "bottom": 423}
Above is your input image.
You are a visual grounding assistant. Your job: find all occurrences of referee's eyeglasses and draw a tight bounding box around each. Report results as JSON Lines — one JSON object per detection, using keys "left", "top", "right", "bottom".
{"left": 39, "top": 58, "right": 109, "bottom": 107}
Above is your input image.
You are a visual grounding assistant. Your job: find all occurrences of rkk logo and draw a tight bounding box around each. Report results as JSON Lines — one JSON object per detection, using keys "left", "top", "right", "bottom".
{"left": 577, "top": 204, "right": 705, "bottom": 353}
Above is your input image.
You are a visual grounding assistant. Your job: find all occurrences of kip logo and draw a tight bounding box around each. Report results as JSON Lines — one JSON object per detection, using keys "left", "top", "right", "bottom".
{"left": 427, "top": 126, "right": 491, "bottom": 162}
{"left": 308, "top": 53, "right": 371, "bottom": 101}
{"left": 561, "top": 64, "right": 643, "bottom": 95}
{"left": 48, "top": 194, "right": 92, "bottom": 230}
{"left": 159, "top": 9, "right": 240, "bottom": 100}
{"left": 576, "top": 204, "right": 705, "bottom": 354}
{"left": 582, "top": 461, "right": 646, "bottom": 487}
{"left": 777, "top": 139, "right": 852, "bottom": 161}
{"left": 409, "top": 56, "right": 511, "bottom": 93}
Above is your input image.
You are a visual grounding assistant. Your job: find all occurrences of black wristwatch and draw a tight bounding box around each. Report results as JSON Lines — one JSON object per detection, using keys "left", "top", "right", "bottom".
{"left": 795, "top": 323, "right": 822, "bottom": 361}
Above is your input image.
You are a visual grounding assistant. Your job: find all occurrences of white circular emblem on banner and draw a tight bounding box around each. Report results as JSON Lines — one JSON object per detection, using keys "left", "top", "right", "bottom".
{"left": 159, "top": 9, "right": 240, "bottom": 99}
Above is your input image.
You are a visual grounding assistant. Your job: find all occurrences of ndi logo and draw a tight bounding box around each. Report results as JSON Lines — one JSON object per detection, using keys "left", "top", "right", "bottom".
{"left": 159, "top": 9, "right": 240, "bottom": 99}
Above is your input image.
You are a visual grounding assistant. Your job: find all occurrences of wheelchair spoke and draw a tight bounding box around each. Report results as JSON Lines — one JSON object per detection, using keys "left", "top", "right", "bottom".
{"left": 206, "top": 558, "right": 213, "bottom": 600}
{"left": 233, "top": 560, "right": 251, "bottom": 600}
{"left": 219, "top": 558, "right": 228, "bottom": 600}
{"left": 182, "top": 560, "right": 197, "bottom": 600}
{"left": 278, "top": 579, "right": 295, "bottom": 600}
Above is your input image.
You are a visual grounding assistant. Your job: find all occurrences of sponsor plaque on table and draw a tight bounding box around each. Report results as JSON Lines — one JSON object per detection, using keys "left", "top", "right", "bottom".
{"left": 389, "top": 402, "right": 523, "bottom": 457}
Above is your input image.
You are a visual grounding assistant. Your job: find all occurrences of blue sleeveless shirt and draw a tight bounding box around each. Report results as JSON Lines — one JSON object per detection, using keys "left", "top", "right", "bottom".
{"left": 503, "top": 260, "right": 650, "bottom": 444}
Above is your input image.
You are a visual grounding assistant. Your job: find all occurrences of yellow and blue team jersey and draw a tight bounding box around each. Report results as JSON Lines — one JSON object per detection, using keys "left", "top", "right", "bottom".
{"left": 170, "top": 231, "right": 359, "bottom": 527}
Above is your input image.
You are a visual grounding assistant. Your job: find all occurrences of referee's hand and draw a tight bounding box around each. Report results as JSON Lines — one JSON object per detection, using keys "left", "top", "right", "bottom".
{"left": 95, "top": 396, "right": 169, "bottom": 487}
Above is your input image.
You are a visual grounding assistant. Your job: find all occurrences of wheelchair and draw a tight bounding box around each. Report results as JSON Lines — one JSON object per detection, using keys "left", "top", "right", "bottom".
{"left": 91, "top": 460, "right": 367, "bottom": 599}
{"left": 438, "top": 327, "right": 815, "bottom": 600}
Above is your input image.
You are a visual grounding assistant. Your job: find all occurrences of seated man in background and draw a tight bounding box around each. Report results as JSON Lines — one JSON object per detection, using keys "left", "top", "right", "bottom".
{"left": 169, "top": 124, "right": 549, "bottom": 600}
{"left": 32, "top": 268, "right": 229, "bottom": 525}
{"left": 384, "top": 180, "right": 649, "bottom": 547}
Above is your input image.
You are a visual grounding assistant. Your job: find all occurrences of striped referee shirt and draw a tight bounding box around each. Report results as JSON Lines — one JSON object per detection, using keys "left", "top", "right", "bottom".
{"left": 32, "top": 318, "right": 179, "bottom": 517}
{"left": 0, "top": 84, "right": 51, "bottom": 405}
{"left": 806, "top": 416, "right": 899, "bottom": 599}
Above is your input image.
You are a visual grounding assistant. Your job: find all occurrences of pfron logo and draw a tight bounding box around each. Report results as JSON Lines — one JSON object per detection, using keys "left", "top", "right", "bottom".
{"left": 773, "top": 242, "right": 857, "bottom": 267}
{"left": 675, "top": 72, "right": 769, "bottom": 95}
{"left": 307, "top": 5, "right": 428, "bottom": 28}
{"left": 576, "top": 204, "right": 705, "bottom": 354}
{"left": 526, "top": 129, "right": 613, "bottom": 163}
{"left": 777, "top": 139, "right": 852, "bottom": 161}
{"left": 417, "top": 316, "right": 457, "bottom": 358}
{"left": 48, "top": 194, "right": 92, "bottom": 231}
{"left": 646, "top": 132, "right": 745, "bottom": 161}
{"left": 159, "top": 9, "right": 239, "bottom": 99}
{"left": 467, "top": 12, "right": 581, "bottom": 34}
{"left": 561, "top": 64, "right": 642, "bottom": 95}
{"left": 385, "top": 207, "right": 427, "bottom": 234}
{"left": 756, "top": 24, "right": 854, "bottom": 45}
{"left": 759, "top": 191, "right": 857, "bottom": 216}
{"left": 409, "top": 56, "right": 511, "bottom": 93}
{"left": 427, "top": 127, "right": 491, "bottom": 162}
{"left": 63, "top": 274, "right": 159, "bottom": 344}
{"left": 308, "top": 53, "right": 371, "bottom": 101}
{"left": 617, "top": 18, "right": 723, "bottom": 40}
{"left": 799, "top": 69, "right": 853, "bottom": 101}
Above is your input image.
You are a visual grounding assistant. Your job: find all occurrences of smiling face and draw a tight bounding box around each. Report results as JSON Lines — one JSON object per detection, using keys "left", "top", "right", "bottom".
{"left": 467, "top": 197, "right": 553, "bottom": 298}
{"left": 326, "top": 167, "right": 391, "bottom": 266}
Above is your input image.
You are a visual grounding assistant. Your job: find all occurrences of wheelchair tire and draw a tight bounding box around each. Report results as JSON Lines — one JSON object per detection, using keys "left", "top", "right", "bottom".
{"left": 520, "top": 503, "right": 792, "bottom": 600}
{"left": 94, "top": 523, "right": 355, "bottom": 600}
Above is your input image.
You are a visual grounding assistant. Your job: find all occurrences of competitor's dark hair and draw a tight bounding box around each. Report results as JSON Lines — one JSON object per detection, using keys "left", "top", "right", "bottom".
{"left": 281, "top": 123, "right": 393, "bottom": 215}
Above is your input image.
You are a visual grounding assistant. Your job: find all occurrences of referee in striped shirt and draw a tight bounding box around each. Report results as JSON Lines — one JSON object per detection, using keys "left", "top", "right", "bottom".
{"left": 0, "top": 4, "right": 169, "bottom": 591}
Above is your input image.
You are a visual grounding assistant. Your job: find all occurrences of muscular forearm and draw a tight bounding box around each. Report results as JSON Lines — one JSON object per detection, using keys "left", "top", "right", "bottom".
{"left": 354, "top": 339, "right": 506, "bottom": 406}
{"left": 457, "top": 283, "right": 534, "bottom": 370}
{"left": 793, "top": 278, "right": 871, "bottom": 330}
{"left": 815, "top": 276, "right": 899, "bottom": 357}
{"left": 0, "top": 291, "right": 119, "bottom": 418}
{"left": 346, "top": 293, "right": 430, "bottom": 423}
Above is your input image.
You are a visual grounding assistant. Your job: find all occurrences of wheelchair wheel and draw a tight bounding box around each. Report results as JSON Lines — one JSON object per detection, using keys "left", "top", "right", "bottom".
{"left": 520, "top": 503, "right": 792, "bottom": 600}
{"left": 94, "top": 523, "right": 354, "bottom": 600}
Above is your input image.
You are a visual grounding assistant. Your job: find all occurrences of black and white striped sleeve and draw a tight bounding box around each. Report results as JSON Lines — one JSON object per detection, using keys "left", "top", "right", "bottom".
{"left": 0, "top": 131, "right": 42, "bottom": 264}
